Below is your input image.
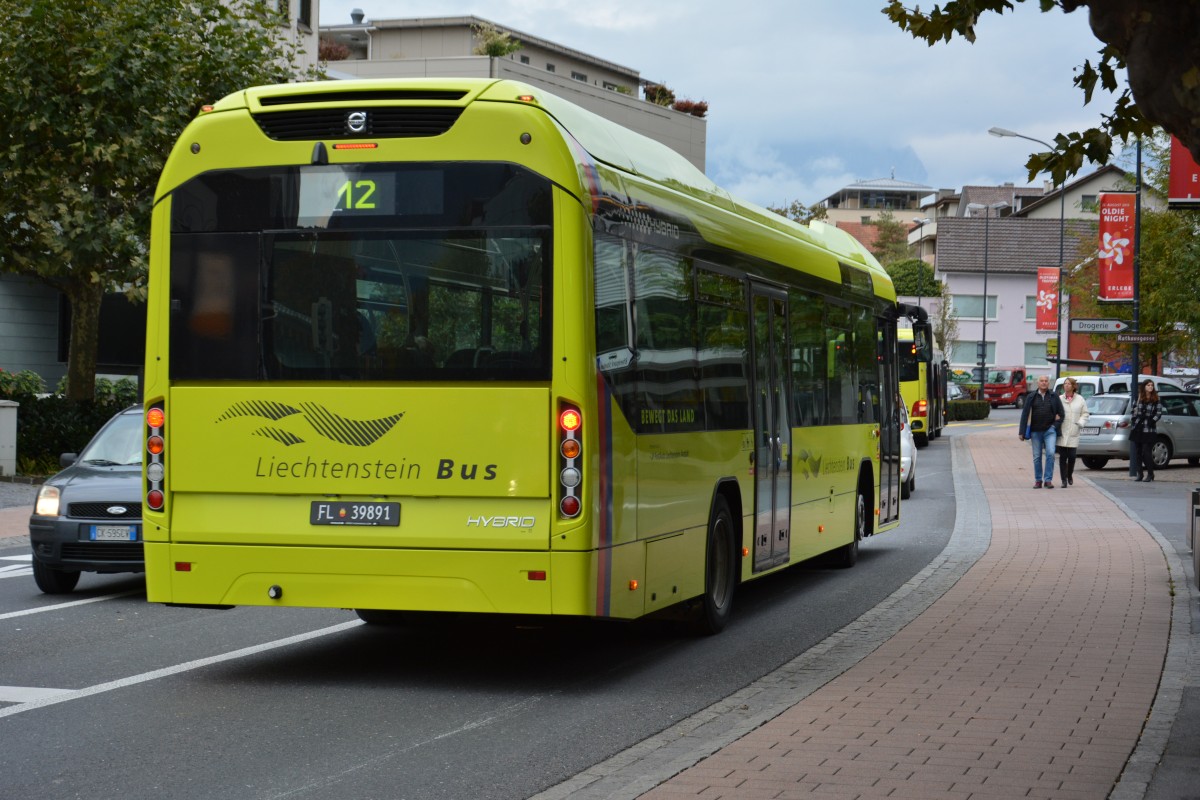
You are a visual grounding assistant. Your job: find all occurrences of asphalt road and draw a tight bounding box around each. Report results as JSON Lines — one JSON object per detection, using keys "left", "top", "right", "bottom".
{"left": 0, "top": 430, "right": 961, "bottom": 800}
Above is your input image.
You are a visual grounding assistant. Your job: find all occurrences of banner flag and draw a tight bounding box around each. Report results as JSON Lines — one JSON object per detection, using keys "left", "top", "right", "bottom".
{"left": 1098, "top": 193, "right": 1135, "bottom": 301}
{"left": 1168, "top": 135, "right": 1200, "bottom": 207}
{"left": 1036, "top": 267, "right": 1059, "bottom": 332}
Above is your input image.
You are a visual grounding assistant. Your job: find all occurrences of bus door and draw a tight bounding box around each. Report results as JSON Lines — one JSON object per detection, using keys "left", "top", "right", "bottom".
{"left": 750, "top": 284, "right": 791, "bottom": 571}
{"left": 878, "top": 317, "right": 900, "bottom": 524}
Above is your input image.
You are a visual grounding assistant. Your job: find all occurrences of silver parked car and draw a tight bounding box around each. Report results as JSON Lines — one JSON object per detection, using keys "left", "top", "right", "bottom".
{"left": 1077, "top": 391, "right": 1200, "bottom": 470}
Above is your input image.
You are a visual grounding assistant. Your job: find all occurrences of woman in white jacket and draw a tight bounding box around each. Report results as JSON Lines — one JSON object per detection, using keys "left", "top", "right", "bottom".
{"left": 1057, "top": 377, "right": 1091, "bottom": 487}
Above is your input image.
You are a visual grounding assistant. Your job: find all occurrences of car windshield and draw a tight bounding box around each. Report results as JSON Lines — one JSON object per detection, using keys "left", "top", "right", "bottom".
{"left": 79, "top": 413, "right": 143, "bottom": 467}
{"left": 986, "top": 370, "right": 1011, "bottom": 383}
{"left": 1087, "top": 396, "right": 1128, "bottom": 416}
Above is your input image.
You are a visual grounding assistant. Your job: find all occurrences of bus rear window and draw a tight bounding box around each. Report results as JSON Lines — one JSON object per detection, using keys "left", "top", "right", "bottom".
{"left": 168, "top": 164, "right": 551, "bottom": 382}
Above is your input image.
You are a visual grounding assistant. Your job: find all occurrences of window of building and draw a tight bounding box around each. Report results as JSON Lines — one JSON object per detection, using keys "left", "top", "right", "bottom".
{"left": 1025, "top": 296, "right": 1037, "bottom": 320}
{"left": 298, "top": 0, "right": 312, "bottom": 28}
{"left": 950, "top": 294, "right": 997, "bottom": 319}
{"left": 519, "top": 55, "right": 530, "bottom": 64}
{"left": 603, "top": 81, "right": 619, "bottom": 91}
{"left": 951, "top": 340, "right": 994, "bottom": 366}
{"left": 546, "top": 63, "right": 556, "bottom": 73}
{"left": 571, "top": 71, "right": 587, "bottom": 82}
{"left": 1081, "top": 194, "right": 1099, "bottom": 212}
{"left": 1024, "top": 342, "right": 1049, "bottom": 365}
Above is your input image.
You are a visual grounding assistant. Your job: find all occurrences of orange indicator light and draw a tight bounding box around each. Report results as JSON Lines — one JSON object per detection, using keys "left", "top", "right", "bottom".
{"left": 146, "top": 408, "right": 164, "bottom": 428}
{"left": 628, "top": 579, "right": 638, "bottom": 591}
{"left": 333, "top": 142, "right": 378, "bottom": 150}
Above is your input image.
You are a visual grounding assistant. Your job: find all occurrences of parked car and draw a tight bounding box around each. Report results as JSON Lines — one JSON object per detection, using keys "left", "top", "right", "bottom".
{"left": 1055, "top": 373, "right": 1190, "bottom": 400}
{"left": 1076, "top": 391, "right": 1200, "bottom": 470}
{"left": 900, "top": 403, "right": 917, "bottom": 499}
{"left": 28, "top": 405, "right": 144, "bottom": 593}
{"left": 946, "top": 382, "right": 965, "bottom": 402}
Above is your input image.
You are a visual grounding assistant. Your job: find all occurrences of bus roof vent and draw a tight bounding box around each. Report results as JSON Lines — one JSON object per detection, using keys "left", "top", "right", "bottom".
{"left": 253, "top": 106, "right": 464, "bottom": 141}
{"left": 257, "top": 89, "right": 468, "bottom": 106}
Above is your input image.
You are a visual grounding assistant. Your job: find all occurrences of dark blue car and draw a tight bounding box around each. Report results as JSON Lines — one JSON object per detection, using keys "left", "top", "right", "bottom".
{"left": 29, "top": 405, "right": 143, "bottom": 593}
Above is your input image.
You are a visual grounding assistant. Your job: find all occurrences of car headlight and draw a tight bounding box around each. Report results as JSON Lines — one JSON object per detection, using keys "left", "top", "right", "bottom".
{"left": 35, "top": 485, "right": 61, "bottom": 517}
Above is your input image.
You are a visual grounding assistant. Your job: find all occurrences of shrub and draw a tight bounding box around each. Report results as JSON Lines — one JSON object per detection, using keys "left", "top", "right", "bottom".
{"left": 947, "top": 399, "right": 990, "bottom": 421}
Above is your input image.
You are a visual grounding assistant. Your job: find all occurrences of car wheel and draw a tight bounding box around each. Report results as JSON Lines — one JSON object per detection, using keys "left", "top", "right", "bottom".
{"left": 32, "top": 559, "right": 81, "bottom": 594}
{"left": 1014, "top": 395, "right": 1025, "bottom": 409}
{"left": 1151, "top": 436, "right": 1172, "bottom": 469}
{"left": 1081, "top": 456, "right": 1109, "bottom": 470}
{"left": 901, "top": 474, "right": 912, "bottom": 499}
{"left": 691, "top": 495, "right": 737, "bottom": 635}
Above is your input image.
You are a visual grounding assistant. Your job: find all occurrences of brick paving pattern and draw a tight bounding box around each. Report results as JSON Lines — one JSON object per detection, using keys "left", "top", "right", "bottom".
{"left": 641, "top": 428, "right": 1172, "bottom": 799}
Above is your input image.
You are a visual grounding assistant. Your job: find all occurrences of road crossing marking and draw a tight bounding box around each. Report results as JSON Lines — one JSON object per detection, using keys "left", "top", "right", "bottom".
{"left": 0, "top": 556, "right": 32, "bottom": 580}
{"left": 0, "top": 620, "right": 362, "bottom": 719}
{"left": 0, "top": 686, "right": 73, "bottom": 703}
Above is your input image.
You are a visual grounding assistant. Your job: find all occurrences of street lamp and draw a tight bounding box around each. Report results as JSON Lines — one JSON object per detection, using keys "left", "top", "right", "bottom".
{"left": 912, "top": 217, "right": 932, "bottom": 308}
{"left": 988, "top": 126, "right": 1067, "bottom": 380}
{"left": 965, "top": 201, "right": 1008, "bottom": 397}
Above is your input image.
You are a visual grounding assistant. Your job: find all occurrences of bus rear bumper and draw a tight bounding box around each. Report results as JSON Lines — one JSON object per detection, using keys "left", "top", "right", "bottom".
{"left": 144, "top": 542, "right": 596, "bottom": 616}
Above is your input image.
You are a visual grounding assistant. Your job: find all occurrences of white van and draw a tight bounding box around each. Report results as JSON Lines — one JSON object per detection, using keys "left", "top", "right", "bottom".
{"left": 1053, "top": 374, "right": 1190, "bottom": 399}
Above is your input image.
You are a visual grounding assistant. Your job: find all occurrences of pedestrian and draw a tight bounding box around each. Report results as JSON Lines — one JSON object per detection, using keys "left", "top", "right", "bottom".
{"left": 1057, "top": 377, "right": 1090, "bottom": 487}
{"left": 1129, "top": 379, "right": 1164, "bottom": 482}
{"left": 1018, "top": 374, "right": 1065, "bottom": 488}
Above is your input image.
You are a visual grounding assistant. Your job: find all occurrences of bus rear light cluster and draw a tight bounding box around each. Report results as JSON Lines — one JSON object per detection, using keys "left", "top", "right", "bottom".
{"left": 558, "top": 405, "right": 582, "bottom": 518}
{"left": 146, "top": 403, "right": 166, "bottom": 512}
{"left": 912, "top": 399, "right": 928, "bottom": 418}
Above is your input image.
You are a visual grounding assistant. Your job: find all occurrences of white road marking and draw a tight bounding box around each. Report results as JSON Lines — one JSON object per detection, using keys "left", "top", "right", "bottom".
{"left": 0, "top": 686, "right": 73, "bottom": 702}
{"left": 0, "top": 590, "right": 142, "bottom": 619}
{"left": 0, "top": 620, "right": 362, "bottom": 719}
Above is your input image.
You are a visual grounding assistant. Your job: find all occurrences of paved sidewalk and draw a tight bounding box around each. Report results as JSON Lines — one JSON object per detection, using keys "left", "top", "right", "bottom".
{"left": 538, "top": 427, "right": 1191, "bottom": 800}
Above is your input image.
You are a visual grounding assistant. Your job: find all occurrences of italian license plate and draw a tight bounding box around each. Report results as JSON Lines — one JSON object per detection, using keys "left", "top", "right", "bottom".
{"left": 1080, "top": 426, "right": 1100, "bottom": 435}
{"left": 310, "top": 501, "right": 400, "bottom": 527}
{"left": 90, "top": 525, "right": 138, "bottom": 541}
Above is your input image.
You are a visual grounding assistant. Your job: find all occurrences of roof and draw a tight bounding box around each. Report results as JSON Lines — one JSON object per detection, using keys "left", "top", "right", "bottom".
{"left": 1014, "top": 165, "right": 1129, "bottom": 217}
{"left": 958, "top": 184, "right": 1046, "bottom": 215}
{"left": 835, "top": 221, "right": 883, "bottom": 251}
{"left": 841, "top": 177, "right": 934, "bottom": 192}
{"left": 935, "top": 216, "right": 1095, "bottom": 275}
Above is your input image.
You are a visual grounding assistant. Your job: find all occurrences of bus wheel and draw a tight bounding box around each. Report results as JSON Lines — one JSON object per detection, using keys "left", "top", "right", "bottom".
{"left": 830, "top": 489, "right": 866, "bottom": 569}
{"left": 692, "top": 495, "right": 737, "bottom": 635}
{"left": 32, "top": 559, "right": 80, "bottom": 594}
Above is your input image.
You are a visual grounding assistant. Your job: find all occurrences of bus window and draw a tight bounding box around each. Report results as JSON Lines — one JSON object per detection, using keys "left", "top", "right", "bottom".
{"left": 633, "top": 246, "right": 702, "bottom": 432}
{"left": 789, "top": 289, "right": 827, "bottom": 427}
{"left": 697, "top": 267, "right": 749, "bottom": 430}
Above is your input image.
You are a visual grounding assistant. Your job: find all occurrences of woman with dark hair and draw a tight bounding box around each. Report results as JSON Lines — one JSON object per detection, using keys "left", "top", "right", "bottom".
{"left": 1057, "top": 377, "right": 1090, "bottom": 487}
{"left": 1130, "top": 379, "right": 1164, "bottom": 481}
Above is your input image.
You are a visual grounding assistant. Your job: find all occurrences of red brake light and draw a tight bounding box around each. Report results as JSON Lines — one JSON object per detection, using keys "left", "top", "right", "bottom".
{"left": 560, "top": 496, "right": 581, "bottom": 517}
{"left": 560, "top": 409, "right": 581, "bottom": 432}
{"left": 147, "top": 436, "right": 164, "bottom": 455}
{"left": 147, "top": 489, "right": 164, "bottom": 510}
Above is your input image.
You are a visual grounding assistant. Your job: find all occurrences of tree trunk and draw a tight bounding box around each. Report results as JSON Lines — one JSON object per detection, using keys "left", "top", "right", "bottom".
{"left": 63, "top": 279, "right": 105, "bottom": 402}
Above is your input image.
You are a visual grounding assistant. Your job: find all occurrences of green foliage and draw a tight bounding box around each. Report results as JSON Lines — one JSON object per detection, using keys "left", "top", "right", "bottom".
{"left": 53, "top": 375, "right": 139, "bottom": 406}
{"left": 882, "top": 0, "right": 1157, "bottom": 186}
{"left": 644, "top": 83, "right": 676, "bottom": 107}
{"left": 15, "top": 395, "right": 133, "bottom": 473}
{"left": 886, "top": 258, "right": 943, "bottom": 297}
{"left": 0, "top": 369, "right": 48, "bottom": 399}
{"left": 471, "top": 22, "right": 522, "bottom": 57}
{"left": 0, "top": 0, "right": 319, "bottom": 401}
{"left": 767, "top": 199, "right": 827, "bottom": 223}
{"left": 870, "top": 210, "right": 910, "bottom": 266}
{"left": 947, "top": 399, "right": 990, "bottom": 421}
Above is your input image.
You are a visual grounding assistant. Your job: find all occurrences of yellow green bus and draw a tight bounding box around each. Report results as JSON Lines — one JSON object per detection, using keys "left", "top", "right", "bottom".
{"left": 897, "top": 308, "right": 946, "bottom": 447}
{"left": 142, "top": 79, "right": 902, "bottom": 633}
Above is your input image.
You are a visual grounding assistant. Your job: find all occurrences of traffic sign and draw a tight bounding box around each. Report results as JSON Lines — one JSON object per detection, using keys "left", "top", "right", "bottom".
{"left": 1069, "top": 318, "right": 1130, "bottom": 333}
{"left": 1117, "top": 332, "right": 1157, "bottom": 344}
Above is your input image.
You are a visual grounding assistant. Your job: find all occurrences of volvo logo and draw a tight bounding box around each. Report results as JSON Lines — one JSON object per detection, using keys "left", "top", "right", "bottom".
{"left": 346, "top": 110, "right": 368, "bottom": 134}
{"left": 107, "top": 506, "right": 128, "bottom": 515}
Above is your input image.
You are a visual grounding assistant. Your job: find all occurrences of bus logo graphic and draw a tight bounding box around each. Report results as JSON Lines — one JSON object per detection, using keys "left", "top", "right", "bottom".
{"left": 346, "top": 111, "right": 368, "bottom": 134}
{"left": 216, "top": 401, "right": 403, "bottom": 447}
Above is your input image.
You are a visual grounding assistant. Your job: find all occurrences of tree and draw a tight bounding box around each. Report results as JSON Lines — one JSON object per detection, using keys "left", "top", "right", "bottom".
{"left": 886, "top": 258, "right": 943, "bottom": 298}
{"left": 0, "top": 0, "right": 315, "bottom": 400}
{"left": 1060, "top": 132, "right": 1200, "bottom": 368}
{"left": 766, "top": 199, "right": 827, "bottom": 223}
{"left": 883, "top": 0, "right": 1200, "bottom": 185}
{"left": 471, "top": 21, "right": 522, "bottom": 57}
{"left": 870, "top": 209, "right": 911, "bottom": 266}
{"left": 931, "top": 297, "right": 961, "bottom": 363}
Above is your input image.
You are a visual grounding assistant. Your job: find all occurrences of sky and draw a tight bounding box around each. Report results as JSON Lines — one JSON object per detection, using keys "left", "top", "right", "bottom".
{"left": 316, "top": 1, "right": 1123, "bottom": 209}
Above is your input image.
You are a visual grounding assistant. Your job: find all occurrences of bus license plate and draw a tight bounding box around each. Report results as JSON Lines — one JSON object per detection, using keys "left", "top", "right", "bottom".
{"left": 1080, "top": 426, "right": 1100, "bottom": 435}
{"left": 90, "top": 525, "right": 138, "bottom": 541}
{"left": 310, "top": 501, "right": 400, "bottom": 527}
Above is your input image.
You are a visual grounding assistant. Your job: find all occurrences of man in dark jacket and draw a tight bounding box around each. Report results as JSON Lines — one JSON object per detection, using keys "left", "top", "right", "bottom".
{"left": 1019, "top": 375, "right": 1066, "bottom": 488}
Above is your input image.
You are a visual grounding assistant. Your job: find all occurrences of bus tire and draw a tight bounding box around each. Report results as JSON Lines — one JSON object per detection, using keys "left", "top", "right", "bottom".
{"left": 692, "top": 495, "right": 737, "bottom": 635}
{"left": 32, "top": 559, "right": 81, "bottom": 594}
{"left": 830, "top": 486, "right": 867, "bottom": 569}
